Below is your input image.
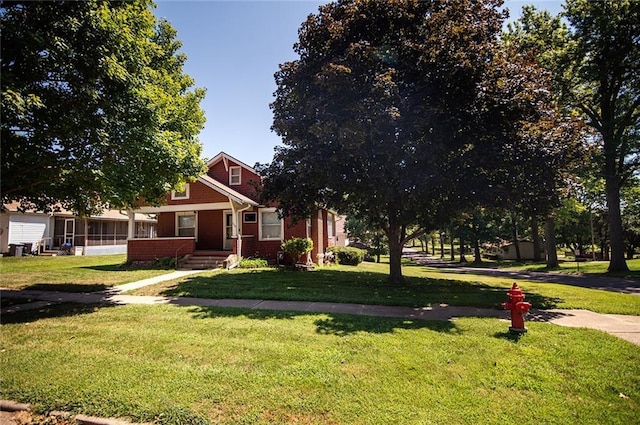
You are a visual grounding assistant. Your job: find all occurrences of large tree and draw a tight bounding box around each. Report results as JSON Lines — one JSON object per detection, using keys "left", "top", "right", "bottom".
{"left": 1, "top": 0, "right": 206, "bottom": 216}
{"left": 261, "top": 0, "right": 563, "bottom": 283}
{"left": 509, "top": 1, "right": 639, "bottom": 271}
{"left": 563, "top": 0, "right": 639, "bottom": 272}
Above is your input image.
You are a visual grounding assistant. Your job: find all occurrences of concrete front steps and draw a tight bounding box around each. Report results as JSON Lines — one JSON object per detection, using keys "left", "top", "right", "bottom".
{"left": 178, "top": 252, "right": 238, "bottom": 270}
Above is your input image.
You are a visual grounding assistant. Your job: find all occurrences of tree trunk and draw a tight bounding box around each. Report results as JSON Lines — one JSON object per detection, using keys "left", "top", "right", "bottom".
{"left": 531, "top": 215, "right": 541, "bottom": 262}
{"left": 511, "top": 211, "right": 521, "bottom": 261}
{"left": 386, "top": 225, "right": 405, "bottom": 284}
{"left": 449, "top": 226, "right": 455, "bottom": 261}
{"left": 544, "top": 217, "right": 558, "bottom": 268}
{"left": 459, "top": 237, "right": 467, "bottom": 263}
{"left": 431, "top": 236, "right": 436, "bottom": 257}
{"left": 627, "top": 244, "right": 635, "bottom": 260}
{"left": 450, "top": 237, "right": 455, "bottom": 261}
{"left": 439, "top": 232, "right": 445, "bottom": 259}
{"left": 473, "top": 239, "right": 482, "bottom": 263}
{"left": 605, "top": 174, "right": 629, "bottom": 271}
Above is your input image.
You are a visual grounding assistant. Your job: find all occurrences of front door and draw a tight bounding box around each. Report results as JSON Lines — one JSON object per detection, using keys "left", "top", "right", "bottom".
{"left": 223, "top": 212, "right": 234, "bottom": 250}
{"left": 64, "top": 219, "right": 75, "bottom": 245}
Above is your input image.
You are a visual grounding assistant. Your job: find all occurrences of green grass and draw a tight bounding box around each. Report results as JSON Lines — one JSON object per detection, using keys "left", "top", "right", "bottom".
{"left": 0, "top": 254, "right": 171, "bottom": 292}
{"left": 1, "top": 304, "right": 638, "bottom": 425}
{"left": 131, "top": 260, "right": 640, "bottom": 315}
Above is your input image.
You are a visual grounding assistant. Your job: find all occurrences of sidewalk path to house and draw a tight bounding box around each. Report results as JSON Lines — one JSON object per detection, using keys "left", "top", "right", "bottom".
{"left": 402, "top": 248, "right": 640, "bottom": 295}
{"left": 2, "top": 265, "right": 639, "bottom": 346}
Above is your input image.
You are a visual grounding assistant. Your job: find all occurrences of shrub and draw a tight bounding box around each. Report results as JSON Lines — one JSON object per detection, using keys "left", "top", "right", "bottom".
{"left": 281, "top": 237, "right": 313, "bottom": 264}
{"left": 239, "top": 257, "right": 269, "bottom": 268}
{"left": 154, "top": 256, "right": 177, "bottom": 269}
{"left": 327, "top": 246, "right": 365, "bottom": 265}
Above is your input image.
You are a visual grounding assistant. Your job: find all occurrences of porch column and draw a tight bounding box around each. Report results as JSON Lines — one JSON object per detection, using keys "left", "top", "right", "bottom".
{"left": 313, "top": 209, "right": 324, "bottom": 264}
{"left": 230, "top": 200, "right": 252, "bottom": 257}
{"left": 83, "top": 217, "right": 88, "bottom": 255}
{"left": 127, "top": 209, "right": 135, "bottom": 239}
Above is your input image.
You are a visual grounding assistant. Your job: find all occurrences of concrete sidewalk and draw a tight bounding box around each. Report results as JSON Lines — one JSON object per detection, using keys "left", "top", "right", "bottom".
{"left": 2, "top": 286, "right": 639, "bottom": 346}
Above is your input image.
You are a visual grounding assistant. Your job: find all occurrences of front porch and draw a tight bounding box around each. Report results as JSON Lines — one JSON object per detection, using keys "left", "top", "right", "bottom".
{"left": 178, "top": 250, "right": 238, "bottom": 270}
{"left": 127, "top": 236, "right": 240, "bottom": 269}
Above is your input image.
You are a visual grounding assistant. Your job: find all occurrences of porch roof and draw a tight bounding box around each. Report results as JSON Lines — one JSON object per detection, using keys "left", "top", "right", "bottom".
{"left": 198, "top": 175, "right": 259, "bottom": 207}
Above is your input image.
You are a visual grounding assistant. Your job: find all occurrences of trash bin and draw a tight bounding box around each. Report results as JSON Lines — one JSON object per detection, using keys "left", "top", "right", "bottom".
{"left": 22, "top": 242, "right": 33, "bottom": 255}
{"left": 8, "top": 244, "right": 24, "bottom": 257}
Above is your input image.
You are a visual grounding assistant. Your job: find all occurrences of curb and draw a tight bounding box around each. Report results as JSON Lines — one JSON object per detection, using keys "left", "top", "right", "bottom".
{"left": 0, "top": 400, "right": 147, "bottom": 425}
{"left": 0, "top": 400, "right": 30, "bottom": 412}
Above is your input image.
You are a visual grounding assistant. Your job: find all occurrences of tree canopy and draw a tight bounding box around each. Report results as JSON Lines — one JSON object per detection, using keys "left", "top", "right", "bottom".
{"left": 1, "top": 0, "right": 206, "bottom": 216}
{"left": 506, "top": 0, "right": 639, "bottom": 272}
{"left": 261, "top": 0, "right": 574, "bottom": 283}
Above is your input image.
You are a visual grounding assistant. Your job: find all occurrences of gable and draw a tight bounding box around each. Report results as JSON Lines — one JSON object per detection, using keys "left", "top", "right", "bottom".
{"left": 206, "top": 152, "right": 261, "bottom": 200}
{"left": 165, "top": 180, "right": 229, "bottom": 205}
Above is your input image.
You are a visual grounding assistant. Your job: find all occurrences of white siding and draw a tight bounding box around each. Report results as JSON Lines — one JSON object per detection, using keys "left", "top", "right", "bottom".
{"left": 8, "top": 215, "right": 50, "bottom": 250}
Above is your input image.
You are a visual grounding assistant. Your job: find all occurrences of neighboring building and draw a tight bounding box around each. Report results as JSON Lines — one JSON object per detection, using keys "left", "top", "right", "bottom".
{"left": 128, "top": 152, "right": 344, "bottom": 264}
{"left": 0, "top": 203, "right": 156, "bottom": 255}
{"left": 500, "top": 240, "right": 546, "bottom": 261}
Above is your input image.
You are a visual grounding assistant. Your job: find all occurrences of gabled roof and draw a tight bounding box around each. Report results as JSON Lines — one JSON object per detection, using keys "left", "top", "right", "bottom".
{"left": 198, "top": 174, "right": 259, "bottom": 206}
{"left": 206, "top": 152, "right": 260, "bottom": 175}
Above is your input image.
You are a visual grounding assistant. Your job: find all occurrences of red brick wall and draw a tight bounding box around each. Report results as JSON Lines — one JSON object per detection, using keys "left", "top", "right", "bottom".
{"left": 256, "top": 240, "right": 283, "bottom": 263}
{"left": 207, "top": 160, "right": 260, "bottom": 200}
{"left": 127, "top": 238, "right": 195, "bottom": 261}
{"left": 284, "top": 217, "right": 307, "bottom": 240}
{"left": 241, "top": 236, "right": 258, "bottom": 257}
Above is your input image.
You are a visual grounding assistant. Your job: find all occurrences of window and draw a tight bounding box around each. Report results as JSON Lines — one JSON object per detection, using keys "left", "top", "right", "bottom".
{"left": 177, "top": 212, "right": 196, "bottom": 237}
{"left": 229, "top": 166, "right": 241, "bottom": 185}
{"left": 259, "top": 209, "right": 283, "bottom": 240}
{"left": 327, "top": 214, "right": 335, "bottom": 239}
{"left": 243, "top": 212, "right": 257, "bottom": 223}
{"left": 171, "top": 184, "right": 190, "bottom": 200}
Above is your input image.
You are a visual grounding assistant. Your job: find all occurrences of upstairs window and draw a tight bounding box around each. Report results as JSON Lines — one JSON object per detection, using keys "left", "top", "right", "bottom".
{"left": 230, "top": 166, "right": 241, "bottom": 185}
{"left": 171, "top": 184, "right": 190, "bottom": 200}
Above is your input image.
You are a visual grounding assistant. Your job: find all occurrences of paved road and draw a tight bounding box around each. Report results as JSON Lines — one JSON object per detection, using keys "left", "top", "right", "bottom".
{"left": 403, "top": 249, "right": 640, "bottom": 295}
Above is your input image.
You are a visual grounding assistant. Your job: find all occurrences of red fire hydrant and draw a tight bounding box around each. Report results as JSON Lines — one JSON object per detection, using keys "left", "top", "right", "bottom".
{"left": 502, "top": 283, "right": 532, "bottom": 333}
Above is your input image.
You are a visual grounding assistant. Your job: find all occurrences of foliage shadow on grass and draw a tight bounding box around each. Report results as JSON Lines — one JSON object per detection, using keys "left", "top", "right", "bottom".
{"left": 23, "top": 283, "right": 110, "bottom": 293}
{"left": 0, "top": 302, "right": 114, "bottom": 325}
{"left": 493, "top": 330, "right": 526, "bottom": 343}
{"left": 159, "top": 267, "right": 564, "bottom": 310}
{"left": 187, "top": 305, "right": 460, "bottom": 336}
{"left": 81, "top": 264, "right": 174, "bottom": 272}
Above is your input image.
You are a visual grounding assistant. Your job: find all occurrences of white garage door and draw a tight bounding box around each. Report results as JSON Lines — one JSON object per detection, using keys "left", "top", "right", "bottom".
{"left": 8, "top": 215, "right": 49, "bottom": 249}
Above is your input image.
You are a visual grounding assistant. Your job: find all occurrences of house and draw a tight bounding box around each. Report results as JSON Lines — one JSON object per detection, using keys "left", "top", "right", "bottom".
{"left": 0, "top": 203, "right": 156, "bottom": 256}
{"left": 128, "top": 152, "right": 344, "bottom": 266}
{"left": 500, "top": 240, "right": 546, "bottom": 261}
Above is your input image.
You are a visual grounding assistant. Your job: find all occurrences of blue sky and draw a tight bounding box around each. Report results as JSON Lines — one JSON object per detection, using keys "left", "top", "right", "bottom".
{"left": 154, "top": 0, "right": 564, "bottom": 167}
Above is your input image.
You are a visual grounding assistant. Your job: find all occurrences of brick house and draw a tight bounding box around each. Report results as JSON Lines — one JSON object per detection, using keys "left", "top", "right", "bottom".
{"left": 127, "top": 152, "right": 344, "bottom": 265}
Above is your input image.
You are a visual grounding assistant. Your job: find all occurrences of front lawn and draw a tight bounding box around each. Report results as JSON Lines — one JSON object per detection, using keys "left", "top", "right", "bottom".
{"left": 0, "top": 254, "right": 171, "bottom": 292}
{"left": 1, "top": 304, "right": 638, "bottom": 425}
{"left": 131, "top": 261, "right": 640, "bottom": 315}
